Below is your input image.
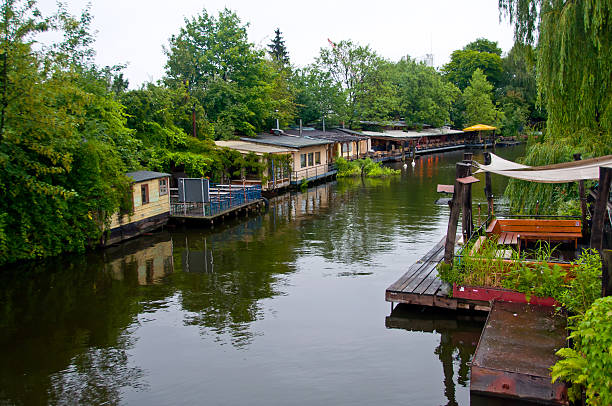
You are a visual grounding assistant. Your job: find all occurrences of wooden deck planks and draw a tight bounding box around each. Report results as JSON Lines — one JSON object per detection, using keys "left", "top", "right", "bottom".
{"left": 386, "top": 235, "right": 489, "bottom": 311}
{"left": 386, "top": 237, "right": 447, "bottom": 304}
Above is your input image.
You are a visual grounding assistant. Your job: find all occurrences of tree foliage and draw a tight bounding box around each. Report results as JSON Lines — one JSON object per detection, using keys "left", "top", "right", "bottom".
{"left": 500, "top": 0, "right": 612, "bottom": 213}
{"left": 462, "top": 69, "right": 503, "bottom": 127}
{"left": 0, "top": 0, "right": 133, "bottom": 264}
{"left": 443, "top": 39, "right": 503, "bottom": 90}
{"left": 267, "top": 28, "right": 289, "bottom": 67}
{"left": 391, "top": 58, "right": 460, "bottom": 127}
{"left": 164, "top": 8, "right": 293, "bottom": 137}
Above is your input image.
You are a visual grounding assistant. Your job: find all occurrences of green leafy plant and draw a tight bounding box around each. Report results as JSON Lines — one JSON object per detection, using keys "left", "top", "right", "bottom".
{"left": 551, "top": 296, "right": 612, "bottom": 405}
{"left": 558, "top": 249, "right": 601, "bottom": 316}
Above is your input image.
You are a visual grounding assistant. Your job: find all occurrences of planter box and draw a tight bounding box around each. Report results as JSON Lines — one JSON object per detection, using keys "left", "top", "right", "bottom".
{"left": 453, "top": 283, "right": 559, "bottom": 307}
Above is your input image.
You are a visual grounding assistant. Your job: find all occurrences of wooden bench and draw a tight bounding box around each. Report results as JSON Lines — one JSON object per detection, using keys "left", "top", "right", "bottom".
{"left": 486, "top": 218, "right": 582, "bottom": 249}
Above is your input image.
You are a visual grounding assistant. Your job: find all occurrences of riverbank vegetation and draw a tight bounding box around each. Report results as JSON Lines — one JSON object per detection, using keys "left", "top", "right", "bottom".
{"left": 500, "top": 0, "right": 612, "bottom": 214}
{"left": 335, "top": 157, "right": 400, "bottom": 178}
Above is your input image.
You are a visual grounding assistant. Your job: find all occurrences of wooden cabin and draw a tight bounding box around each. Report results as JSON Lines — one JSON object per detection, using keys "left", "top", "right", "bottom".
{"left": 214, "top": 140, "right": 295, "bottom": 191}
{"left": 241, "top": 131, "right": 334, "bottom": 184}
{"left": 284, "top": 128, "right": 371, "bottom": 161}
{"left": 107, "top": 171, "right": 171, "bottom": 245}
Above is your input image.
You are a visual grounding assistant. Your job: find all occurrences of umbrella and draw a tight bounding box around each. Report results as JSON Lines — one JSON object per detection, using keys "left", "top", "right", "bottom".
{"left": 462, "top": 124, "right": 497, "bottom": 147}
{"left": 463, "top": 124, "right": 497, "bottom": 132}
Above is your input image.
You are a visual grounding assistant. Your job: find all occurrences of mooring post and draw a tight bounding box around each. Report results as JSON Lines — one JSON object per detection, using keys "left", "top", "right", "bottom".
{"left": 463, "top": 152, "right": 473, "bottom": 163}
{"left": 573, "top": 153, "right": 589, "bottom": 237}
{"left": 590, "top": 166, "right": 612, "bottom": 296}
{"left": 461, "top": 161, "right": 474, "bottom": 243}
{"left": 483, "top": 152, "right": 494, "bottom": 217}
{"left": 444, "top": 162, "right": 471, "bottom": 264}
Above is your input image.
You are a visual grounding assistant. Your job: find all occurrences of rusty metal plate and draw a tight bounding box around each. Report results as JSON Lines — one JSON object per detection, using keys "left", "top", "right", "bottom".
{"left": 471, "top": 301, "right": 568, "bottom": 404}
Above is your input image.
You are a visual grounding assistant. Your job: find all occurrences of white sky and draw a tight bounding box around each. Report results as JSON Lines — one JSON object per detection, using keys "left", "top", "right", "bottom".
{"left": 36, "top": 0, "right": 516, "bottom": 88}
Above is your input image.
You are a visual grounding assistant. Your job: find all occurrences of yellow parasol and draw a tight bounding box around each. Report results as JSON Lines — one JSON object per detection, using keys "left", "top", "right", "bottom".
{"left": 463, "top": 124, "right": 497, "bottom": 132}
{"left": 463, "top": 124, "right": 497, "bottom": 148}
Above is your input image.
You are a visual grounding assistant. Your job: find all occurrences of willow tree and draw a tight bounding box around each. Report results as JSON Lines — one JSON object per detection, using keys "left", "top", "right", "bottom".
{"left": 500, "top": 0, "right": 612, "bottom": 213}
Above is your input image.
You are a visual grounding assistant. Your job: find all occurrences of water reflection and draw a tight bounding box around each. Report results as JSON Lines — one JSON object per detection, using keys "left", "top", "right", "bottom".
{"left": 105, "top": 233, "right": 175, "bottom": 284}
{"left": 386, "top": 305, "right": 486, "bottom": 406}
{"left": 0, "top": 146, "right": 527, "bottom": 405}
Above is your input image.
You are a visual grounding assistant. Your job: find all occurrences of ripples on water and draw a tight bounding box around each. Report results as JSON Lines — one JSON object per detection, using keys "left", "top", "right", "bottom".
{"left": 0, "top": 147, "right": 525, "bottom": 405}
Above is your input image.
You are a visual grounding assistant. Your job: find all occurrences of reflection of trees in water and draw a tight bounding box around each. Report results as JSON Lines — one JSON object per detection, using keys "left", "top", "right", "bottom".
{"left": 385, "top": 305, "right": 485, "bottom": 406}
{"left": 48, "top": 336, "right": 147, "bottom": 405}
{"left": 0, "top": 234, "right": 174, "bottom": 405}
{"left": 171, "top": 217, "right": 300, "bottom": 348}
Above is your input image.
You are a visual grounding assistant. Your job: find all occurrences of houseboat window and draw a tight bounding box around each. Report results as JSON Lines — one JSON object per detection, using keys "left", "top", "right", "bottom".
{"left": 141, "top": 184, "right": 149, "bottom": 205}
{"left": 300, "top": 153, "right": 307, "bottom": 168}
{"left": 342, "top": 143, "right": 353, "bottom": 153}
{"left": 315, "top": 152, "right": 321, "bottom": 164}
{"left": 159, "top": 179, "right": 168, "bottom": 195}
{"left": 308, "top": 152, "right": 314, "bottom": 166}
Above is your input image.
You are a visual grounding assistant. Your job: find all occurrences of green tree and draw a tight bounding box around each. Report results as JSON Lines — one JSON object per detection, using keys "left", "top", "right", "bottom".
{"left": 316, "top": 39, "right": 385, "bottom": 126}
{"left": 443, "top": 39, "right": 503, "bottom": 90}
{"left": 391, "top": 58, "right": 460, "bottom": 127}
{"left": 267, "top": 28, "right": 289, "bottom": 67}
{"left": 164, "top": 8, "right": 278, "bottom": 137}
{"left": 463, "top": 37, "right": 502, "bottom": 55}
{"left": 498, "top": 43, "right": 542, "bottom": 126}
{"left": 462, "top": 69, "right": 503, "bottom": 127}
{"left": 0, "top": 0, "right": 133, "bottom": 264}
{"left": 293, "top": 66, "right": 344, "bottom": 126}
{"left": 500, "top": 0, "right": 612, "bottom": 213}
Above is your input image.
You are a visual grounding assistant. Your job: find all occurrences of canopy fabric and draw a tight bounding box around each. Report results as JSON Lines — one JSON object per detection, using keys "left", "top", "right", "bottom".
{"left": 475, "top": 153, "right": 612, "bottom": 183}
{"left": 463, "top": 124, "right": 497, "bottom": 132}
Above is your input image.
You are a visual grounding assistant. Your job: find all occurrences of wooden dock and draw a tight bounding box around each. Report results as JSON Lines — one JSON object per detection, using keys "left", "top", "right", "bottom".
{"left": 385, "top": 237, "right": 491, "bottom": 312}
{"left": 386, "top": 236, "right": 569, "bottom": 404}
{"left": 471, "top": 301, "right": 568, "bottom": 404}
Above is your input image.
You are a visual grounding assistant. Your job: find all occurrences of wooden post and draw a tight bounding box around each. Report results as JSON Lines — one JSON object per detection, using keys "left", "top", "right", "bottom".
{"left": 590, "top": 166, "right": 612, "bottom": 296}
{"left": 463, "top": 152, "right": 473, "bottom": 163}
{"left": 573, "top": 153, "right": 588, "bottom": 237}
{"left": 484, "top": 152, "right": 494, "bottom": 216}
{"left": 462, "top": 161, "right": 474, "bottom": 243}
{"left": 444, "top": 162, "right": 471, "bottom": 264}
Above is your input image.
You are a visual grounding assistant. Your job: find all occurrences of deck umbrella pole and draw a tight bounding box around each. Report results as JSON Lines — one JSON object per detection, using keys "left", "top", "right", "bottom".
{"left": 573, "top": 154, "right": 589, "bottom": 237}
{"left": 590, "top": 166, "right": 612, "bottom": 296}
{"left": 461, "top": 160, "right": 474, "bottom": 242}
{"left": 444, "top": 162, "right": 470, "bottom": 264}
{"left": 484, "top": 152, "right": 494, "bottom": 216}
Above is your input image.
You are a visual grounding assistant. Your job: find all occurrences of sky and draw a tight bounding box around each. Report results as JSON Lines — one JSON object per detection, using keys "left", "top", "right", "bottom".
{"left": 36, "top": 0, "right": 516, "bottom": 88}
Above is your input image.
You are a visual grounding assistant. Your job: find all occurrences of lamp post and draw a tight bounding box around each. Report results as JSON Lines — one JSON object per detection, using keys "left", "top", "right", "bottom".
{"left": 275, "top": 109, "right": 279, "bottom": 130}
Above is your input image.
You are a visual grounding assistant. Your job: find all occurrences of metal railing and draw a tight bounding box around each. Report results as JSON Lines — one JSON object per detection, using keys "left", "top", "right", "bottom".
{"left": 291, "top": 164, "right": 336, "bottom": 183}
{"left": 170, "top": 183, "right": 262, "bottom": 217}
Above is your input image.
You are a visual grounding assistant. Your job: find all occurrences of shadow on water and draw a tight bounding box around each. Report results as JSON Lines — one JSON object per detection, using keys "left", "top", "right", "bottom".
{"left": 386, "top": 304, "right": 486, "bottom": 406}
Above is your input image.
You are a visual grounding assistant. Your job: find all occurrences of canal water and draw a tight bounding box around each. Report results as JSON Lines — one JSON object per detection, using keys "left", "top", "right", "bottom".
{"left": 1, "top": 147, "right": 525, "bottom": 406}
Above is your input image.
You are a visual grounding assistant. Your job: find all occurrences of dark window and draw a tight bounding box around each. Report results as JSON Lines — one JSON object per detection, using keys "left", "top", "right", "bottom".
{"left": 315, "top": 152, "right": 321, "bottom": 165}
{"left": 300, "top": 154, "right": 307, "bottom": 168}
{"left": 141, "top": 184, "right": 149, "bottom": 205}
{"left": 308, "top": 153, "right": 314, "bottom": 166}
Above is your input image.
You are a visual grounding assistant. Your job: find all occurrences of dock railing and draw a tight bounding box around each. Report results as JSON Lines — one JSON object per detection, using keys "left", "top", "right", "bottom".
{"left": 170, "top": 183, "right": 262, "bottom": 218}
{"left": 291, "top": 163, "right": 336, "bottom": 183}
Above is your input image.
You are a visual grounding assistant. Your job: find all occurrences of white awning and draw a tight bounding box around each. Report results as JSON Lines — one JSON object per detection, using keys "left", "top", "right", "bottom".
{"left": 475, "top": 153, "right": 612, "bottom": 183}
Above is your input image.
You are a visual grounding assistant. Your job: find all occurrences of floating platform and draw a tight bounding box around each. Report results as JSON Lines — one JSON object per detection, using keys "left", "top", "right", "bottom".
{"left": 170, "top": 198, "right": 265, "bottom": 221}
{"left": 386, "top": 237, "right": 569, "bottom": 405}
{"left": 385, "top": 238, "right": 491, "bottom": 312}
{"left": 471, "top": 301, "right": 568, "bottom": 405}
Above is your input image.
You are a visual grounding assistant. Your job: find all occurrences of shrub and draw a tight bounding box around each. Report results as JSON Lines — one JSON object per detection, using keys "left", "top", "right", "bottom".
{"left": 551, "top": 296, "right": 612, "bottom": 405}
